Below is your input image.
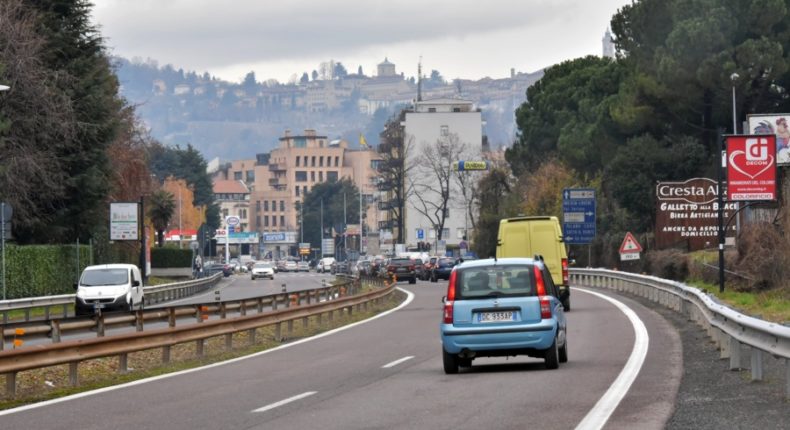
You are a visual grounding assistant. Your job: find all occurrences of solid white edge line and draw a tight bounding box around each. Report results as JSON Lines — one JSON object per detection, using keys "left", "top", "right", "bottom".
{"left": 574, "top": 287, "right": 650, "bottom": 430}
{"left": 252, "top": 391, "right": 317, "bottom": 413}
{"left": 382, "top": 356, "right": 415, "bottom": 369}
{"left": 0, "top": 287, "right": 416, "bottom": 417}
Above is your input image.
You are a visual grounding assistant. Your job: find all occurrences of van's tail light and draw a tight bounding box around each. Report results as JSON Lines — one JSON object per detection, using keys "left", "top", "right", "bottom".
{"left": 443, "top": 269, "right": 458, "bottom": 324}
{"left": 539, "top": 296, "right": 552, "bottom": 319}
{"left": 409, "top": 264, "right": 415, "bottom": 271}
{"left": 562, "top": 258, "right": 569, "bottom": 284}
{"left": 533, "top": 265, "right": 547, "bottom": 296}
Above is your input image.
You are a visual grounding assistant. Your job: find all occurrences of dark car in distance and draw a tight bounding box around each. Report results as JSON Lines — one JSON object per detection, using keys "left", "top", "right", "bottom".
{"left": 385, "top": 258, "right": 417, "bottom": 284}
{"left": 430, "top": 257, "right": 456, "bottom": 282}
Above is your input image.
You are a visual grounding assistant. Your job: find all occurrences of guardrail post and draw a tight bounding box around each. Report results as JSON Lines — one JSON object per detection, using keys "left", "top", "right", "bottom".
{"left": 0, "top": 325, "right": 5, "bottom": 351}
{"left": 196, "top": 305, "right": 202, "bottom": 323}
{"left": 51, "top": 319, "right": 61, "bottom": 343}
{"left": 328, "top": 307, "right": 334, "bottom": 322}
{"left": 751, "top": 349, "right": 764, "bottom": 381}
{"left": 44, "top": 305, "right": 51, "bottom": 321}
{"left": 119, "top": 353, "right": 128, "bottom": 373}
{"left": 220, "top": 303, "right": 227, "bottom": 319}
{"left": 275, "top": 322, "right": 281, "bottom": 341}
{"left": 240, "top": 301, "right": 247, "bottom": 317}
{"left": 730, "top": 337, "right": 743, "bottom": 370}
{"left": 136, "top": 310, "right": 144, "bottom": 332}
{"left": 257, "top": 297, "right": 264, "bottom": 313}
{"left": 225, "top": 333, "right": 233, "bottom": 351}
{"left": 162, "top": 345, "right": 171, "bottom": 363}
{"left": 717, "top": 328, "right": 729, "bottom": 358}
{"left": 272, "top": 295, "right": 278, "bottom": 311}
{"left": 785, "top": 359, "right": 790, "bottom": 400}
{"left": 63, "top": 303, "right": 69, "bottom": 318}
{"left": 302, "top": 314, "right": 309, "bottom": 329}
{"left": 97, "top": 315, "right": 105, "bottom": 337}
{"left": 306, "top": 290, "right": 312, "bottom": 305}
{"left": 69, "top": 362, "right": 79, "bottom": 387}
{"left": 169, "top": 308, "right": 176, "bottom": 328}
{"left": 24, "top": 309, "right": 30, "bottom": 322}
{"left": 196, "top": 338, "right": 205, "bottom": 357}
{"left": 6, "top": 372, "right": 17, "bottom": 397}
{"left": 248, "top": 328, "right": 256, "bottom": 345}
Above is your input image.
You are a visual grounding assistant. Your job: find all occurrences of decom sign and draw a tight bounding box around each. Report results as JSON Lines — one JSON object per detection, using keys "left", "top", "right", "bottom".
{"left": 726, "top": 135, "right": 777, "bottom": 201}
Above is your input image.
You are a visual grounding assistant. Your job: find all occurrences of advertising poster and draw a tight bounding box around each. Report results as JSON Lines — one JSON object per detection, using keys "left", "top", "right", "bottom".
{"left": 748, "top": 114, "right": 790, "bottom": 166}
{"left": 726, "top": 135, "right": 777, "bottom": 201}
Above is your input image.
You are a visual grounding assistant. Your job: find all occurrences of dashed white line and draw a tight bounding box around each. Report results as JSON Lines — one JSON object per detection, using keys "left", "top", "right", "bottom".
{"left": 574, "top": 287, "right": 650, "bottom": 430}
{"left": 252, "top": 391, "right": 317, "bottom": 413}
{"left": 382, "top": 356, "right": 415, "bottom": 368}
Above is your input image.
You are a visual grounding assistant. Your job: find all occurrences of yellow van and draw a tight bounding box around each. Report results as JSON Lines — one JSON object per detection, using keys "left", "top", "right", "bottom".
{"left": 495, "top": 216, "right": 571, "bottom": 310}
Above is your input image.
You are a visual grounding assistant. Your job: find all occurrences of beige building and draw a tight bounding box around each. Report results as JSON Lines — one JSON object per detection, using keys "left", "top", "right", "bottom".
{"left": 214, "top": 129, "right": 384, "bottom": 257}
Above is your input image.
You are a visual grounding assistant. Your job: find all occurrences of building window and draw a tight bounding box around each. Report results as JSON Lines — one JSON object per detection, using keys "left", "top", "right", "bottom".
{"left": 295, "top": 156, "right": 300, "bottom": 167}
{"left": 311, "top": 171, "right": 315, "bottom": 182}
{"left": 295, "top": 186, "right": 300, "bottom": 196}
{"left": 272, "top": 216, "right": 277, "bottom": 226}
{"left": 234, "top": 171, "right": 242, "bottom": 180}
{"left": 442, "top": 228, "right": 450, "bottom": 238}
{"left": 280, "top": 215, "right": 285, "bottom": 226}
{"left": 371, "top": 160, "right": 381, "bottom": 170}
{"left": 294, "top": 137, "right": 307, "bottom": 148}
{"left": 319, "top": 171, "right": 324, "bottom": 182}
{"left": 246, "top": 170, "right": 254, "bottom": 182}
{"left": 311, "top": 156, "right": 316, "bottom": 167}
{"left": 295, "top": 171, "right": 307, "bottom": 182}
{"left": 334, "top": 156, "right": 339, "bottom": 167}
{"left": 440, "top": 125, "right": 449, "bottom": 136}
{"left": 319, "top": 156, "right": 324, "bottom": 167}
{"left": 303, "top": 186, "right": 308, "bottom": 195}
{"left": 256, "top": 201, "right": 261, "bottom": 211}
{"left": 256, "top": 215, "right": 260, "bottom": 225}
{"left": 327, "top": 171, "right": 338, "bottom": 182}
{"left": 429, "top": 229, "right": 436, "bottom": 239}
{"left": 240, "top": 209, "right": 247, "bottom": 219}
{"left": 271, "top": 200, "right": 276, "bottom": 211}
{"left": 428, "top": 107, "right": 436, "bottom": 113}
{"left": 264, "top": 216, "right": 269, "bottom": 227}
{"left": 264, "top": 201, "right": 269, "bottom": 211}
{"left": 457, "top": 228, "right": 467, "bottom": 240}
{"left": 453, "top": 107, "right": 461, "bottom": 112}
{"left": 280, "top": 200, "right": 285, "bottom": 212}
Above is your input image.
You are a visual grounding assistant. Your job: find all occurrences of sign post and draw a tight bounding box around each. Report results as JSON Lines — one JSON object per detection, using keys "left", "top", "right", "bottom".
{"left": 225, "top": 215, "right": 240, "bottom": 263}
{"left": 1, "top": 202, "right": 11, "bottom": 300}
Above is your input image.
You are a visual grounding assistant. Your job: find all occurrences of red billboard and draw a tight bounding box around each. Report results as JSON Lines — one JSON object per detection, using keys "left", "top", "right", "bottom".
{"left": 726, "top": 135, "right": 777, "bottom": 201}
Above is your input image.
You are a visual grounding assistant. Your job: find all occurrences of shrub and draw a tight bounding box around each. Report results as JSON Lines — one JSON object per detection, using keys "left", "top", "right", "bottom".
{"left": 646, "top": 248, "right": 689, "bottom": 281}
{"left": 150, "top": 247, "right": 192, "bottom": 268}
{"left": 730, "top": 222, "right": 790, "bottom": 291}
{"left": 2, "top": 244, "right": 91, "bottom": 299}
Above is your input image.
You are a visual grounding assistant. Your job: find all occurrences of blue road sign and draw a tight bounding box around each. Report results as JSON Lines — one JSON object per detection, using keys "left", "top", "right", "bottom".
{"left": 417, "top": 228, "right": 424, "bottom": 239}
{"left": 562, "top": 188, "right": 596, "bottom": 244}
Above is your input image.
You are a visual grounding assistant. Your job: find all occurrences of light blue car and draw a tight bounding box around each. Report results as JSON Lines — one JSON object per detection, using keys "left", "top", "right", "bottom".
{"left": 440, "top": 257, "right": 568, "bottom": 373}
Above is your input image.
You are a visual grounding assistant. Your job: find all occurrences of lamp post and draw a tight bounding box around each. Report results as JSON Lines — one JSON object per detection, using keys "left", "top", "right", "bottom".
{"left": 0, "top": 85, "right": 8, "bottom": 300}
{"left": 731, "top": 73, "right": 739, "bottom": 134}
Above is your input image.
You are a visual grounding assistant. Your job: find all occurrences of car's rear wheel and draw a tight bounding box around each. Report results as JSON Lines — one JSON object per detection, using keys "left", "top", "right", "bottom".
{"left": 430, "top": 272, "right": 437, "bottom": 283}
{"left": 545, "top": 338, "right": 560, "bottom": 369}
{"left": 563, "top": 297, "right": 571, "bottom": 312}
{"left": 458, "top": 357, "right": 472, "bottom": 368}
{"left": 409, "top": 277, "right": 416, "bottom": 284}
{"left": 443, "top": 348, "right": 459, "bottom": 374}
{"left": 559, "top": 336, "right": 568, "bottom": 363}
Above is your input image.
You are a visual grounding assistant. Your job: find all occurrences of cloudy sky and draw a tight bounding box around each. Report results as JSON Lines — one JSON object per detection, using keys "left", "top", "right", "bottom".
{"left": 91, "top": 0, "right": 629, "bottom": 83}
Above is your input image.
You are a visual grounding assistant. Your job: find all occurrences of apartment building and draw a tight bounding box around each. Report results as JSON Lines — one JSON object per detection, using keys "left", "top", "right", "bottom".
{"left": 215, "top": 129, "right": 384, "bottom": 257}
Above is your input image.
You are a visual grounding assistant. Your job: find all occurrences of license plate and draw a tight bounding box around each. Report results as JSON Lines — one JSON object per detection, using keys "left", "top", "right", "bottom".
{"left": 478, "top": 311, "right": 515, "bottom": 323}
{"left": 93, "top": 303, "right": 106, "bottom": 310}
{"left": 397, "top": 267, "right": 407, "bottom": 272}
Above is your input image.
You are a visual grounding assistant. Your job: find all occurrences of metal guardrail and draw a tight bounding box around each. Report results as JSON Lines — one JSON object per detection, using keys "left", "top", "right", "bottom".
{"left": 571, "top": 268, "right": 790, "bottom": 399}
{"left": 0, "top": 272, "right": 223, "bottom": 324}
{"left": 0, "top": 276, "right": 390, "bottom": 397}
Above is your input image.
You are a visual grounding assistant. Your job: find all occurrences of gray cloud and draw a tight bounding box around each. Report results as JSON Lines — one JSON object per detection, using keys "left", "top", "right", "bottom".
{"left": 94, "top": 0, "right": 567, "bottom": 69}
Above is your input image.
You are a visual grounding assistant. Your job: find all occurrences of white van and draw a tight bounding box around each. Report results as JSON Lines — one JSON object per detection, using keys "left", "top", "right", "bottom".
{"left": 74, "top": 264, "right": 145, "bottom": 316}
{"left": 317, "top": 257, "right": 335, "bottom": 273}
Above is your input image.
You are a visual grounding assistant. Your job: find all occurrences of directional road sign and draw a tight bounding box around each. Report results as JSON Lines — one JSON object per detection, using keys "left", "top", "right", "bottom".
{"left": 562, "top": 188, "right": 596, "bottom": 244}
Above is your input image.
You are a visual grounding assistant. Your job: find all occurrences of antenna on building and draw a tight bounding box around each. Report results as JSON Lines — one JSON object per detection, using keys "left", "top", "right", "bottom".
{"left": 417, "top": 56, "right": 423, "bottom": 102}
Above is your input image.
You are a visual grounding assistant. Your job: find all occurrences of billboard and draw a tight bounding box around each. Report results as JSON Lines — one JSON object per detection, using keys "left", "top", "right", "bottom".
{"left": 655, "top": 178, "right": 737, "bottom": 251}
{"left": 747, "top": 114, "right": 790, "bottom": 165}
{"left": 726, "top": 135, "right": 777, "bottom": 201}
{"left": 110, "top": 202, "right": 138, "bottom": 241}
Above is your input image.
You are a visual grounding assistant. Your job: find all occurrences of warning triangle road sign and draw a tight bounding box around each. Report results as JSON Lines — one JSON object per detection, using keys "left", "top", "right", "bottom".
{"left": 619, "top": 232, "right": 643, "bottom": 253}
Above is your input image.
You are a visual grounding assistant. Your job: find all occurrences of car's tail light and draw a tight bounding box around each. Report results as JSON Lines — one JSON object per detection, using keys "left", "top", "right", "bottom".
{"left": 409, "top": 264, "right": 415, "bottom": 271}
{"left": 388, "top": 265, "right": 395, "bottom": 272}
{"left": 539, "top": 296, "right": 552, "bottom": 319}
{"left": 443, "top": 269, "right": 458, "bottom": 324}
{"left": 533, "top": 265, "right": 547, "bottom": 296}
{"left": 562, "top": 258, "right": 569, "bottom": 284}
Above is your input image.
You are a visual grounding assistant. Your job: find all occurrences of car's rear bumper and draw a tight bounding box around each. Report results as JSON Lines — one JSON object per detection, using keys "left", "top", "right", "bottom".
{"left": 440, "top": 322, "right": 556, "bottom": 354}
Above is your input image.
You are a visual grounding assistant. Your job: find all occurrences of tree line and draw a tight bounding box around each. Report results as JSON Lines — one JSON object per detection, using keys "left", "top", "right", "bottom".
{"left": 0, "top": 0, "right": 219, "bottom": 255}
{"left": 475, "top": 0, "right": 790, "bottom": 263}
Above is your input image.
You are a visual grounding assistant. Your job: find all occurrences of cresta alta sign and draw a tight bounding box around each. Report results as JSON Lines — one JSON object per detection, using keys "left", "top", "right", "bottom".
{"left": 656, "top": 178, "right": 720, "bottom": 205}
{"left": 655, "top": 178, "right": 736, "bottom": 251}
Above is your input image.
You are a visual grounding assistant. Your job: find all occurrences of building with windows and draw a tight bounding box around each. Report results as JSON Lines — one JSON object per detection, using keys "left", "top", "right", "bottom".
{"left": 402, "top": 98, "right": 485, "bottom": 256}
{"left": 213, "top": 129, "right": 385, "bottom": 258}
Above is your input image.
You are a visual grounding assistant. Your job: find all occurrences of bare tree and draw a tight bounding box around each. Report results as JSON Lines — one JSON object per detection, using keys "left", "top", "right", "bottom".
{"left": 377, "top": 110, "right": 414, "bottom": 244}
{"left": 409, "top": 133, "right": 468, "bottom": 244}
{"left": 453, "top": 156, "right": 483, "bottom": 234}
{"left": 0, "top": 0, "right": 75, "bottom": 239}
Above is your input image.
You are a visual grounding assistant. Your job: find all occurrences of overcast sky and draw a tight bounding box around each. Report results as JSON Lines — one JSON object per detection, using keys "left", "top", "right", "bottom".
{"left": 91, "top": 0, "right": 628, "bottom": 83}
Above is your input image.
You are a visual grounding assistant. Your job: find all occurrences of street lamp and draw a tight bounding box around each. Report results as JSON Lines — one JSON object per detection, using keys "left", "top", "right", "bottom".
{"left": 730, "top": 73, "right": 739, "bottom": 134}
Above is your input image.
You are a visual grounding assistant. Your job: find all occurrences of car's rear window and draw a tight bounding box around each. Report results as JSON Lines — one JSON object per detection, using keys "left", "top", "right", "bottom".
{"left": 455, "top": 265, "right": 536, "bottom": 300}
{"left": 438, "top": 258, "right": 454, "bottom": 267}
{"left": 390, "top": 258, "right": 411, "bottom": 264}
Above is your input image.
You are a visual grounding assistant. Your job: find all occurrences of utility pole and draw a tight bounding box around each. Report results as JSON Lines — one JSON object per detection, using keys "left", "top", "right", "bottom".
{"left": 343, "top": 192, "right": 347, "bottom": 259}
{"left": 320, "top": 198, "right": 324, "bottom": 254}
{"left": 359, "top": 188, "right": 363, "bottom": 254}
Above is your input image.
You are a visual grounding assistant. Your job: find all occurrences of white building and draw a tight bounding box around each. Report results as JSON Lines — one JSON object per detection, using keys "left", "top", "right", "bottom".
{"left": 403, "top": 98, "right": 484, "bottom": 255}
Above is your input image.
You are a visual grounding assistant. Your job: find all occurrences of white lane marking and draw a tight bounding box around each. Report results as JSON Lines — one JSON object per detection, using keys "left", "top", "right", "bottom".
{"left": 0, "top": 288, "right": 415, "bottom": 417}
{"left": 574, "top": 287, "right": 650, "bottom": 430}
{"left": 382, "top": 356, "right": 414, "bottom": 369}
{"left": 252, "top": 391, "right": 317, "bottom": 413}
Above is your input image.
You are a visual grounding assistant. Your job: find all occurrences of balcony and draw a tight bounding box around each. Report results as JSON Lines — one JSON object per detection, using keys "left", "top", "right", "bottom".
{"left": 269, "top": 177, "right": 280, "bottom": 185}
{"left": 269, "top": 163, "right": 286, "bottom": 172}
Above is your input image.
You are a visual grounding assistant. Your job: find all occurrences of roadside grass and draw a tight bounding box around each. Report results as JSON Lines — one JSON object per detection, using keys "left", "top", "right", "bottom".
{"left": 687, "top": 280, "right": 790, "bottom": 323}
{"left": 0, "top": 289, "right": 406, "bottom": 410}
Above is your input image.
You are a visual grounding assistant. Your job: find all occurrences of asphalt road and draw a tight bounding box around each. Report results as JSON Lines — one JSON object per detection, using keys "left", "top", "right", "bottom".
{"left": 1, "top": 279, "right": 684, "bottom": 429}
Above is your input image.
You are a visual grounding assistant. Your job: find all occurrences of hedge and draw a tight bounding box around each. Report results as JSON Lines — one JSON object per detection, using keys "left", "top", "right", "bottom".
{"left": 150, "top": 247, "right": 192, "bottom": 268}
{"left": 0, "top": 244, "right": 92, "bottom": 299}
